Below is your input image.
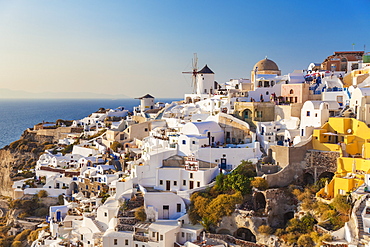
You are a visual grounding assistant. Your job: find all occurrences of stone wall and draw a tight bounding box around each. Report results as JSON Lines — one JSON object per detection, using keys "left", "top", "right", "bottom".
{"left": 266, "top": 141, "right": 312, "bottom": 187}
{"left": 205, "top": 233, "right": 267, "bottom": 247}
{"left": 22, "top": 127, "right": 83, "bottom": 144}
{"left": 303, "top": 150, "right": 339, "bottom": 178}
{"left": 263, "top": 189, "right": 297, "bottom": 228}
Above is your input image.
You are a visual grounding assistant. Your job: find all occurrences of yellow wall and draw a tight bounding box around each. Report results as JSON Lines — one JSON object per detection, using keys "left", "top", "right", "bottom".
{"left": 343, "top": 67, "right": 370, "bottom": 87}
{"left": 315, "top": 117, "right": 370, "bottom": 199}
{"left": 313, "top": 118, "right": 370, "bottom": 155}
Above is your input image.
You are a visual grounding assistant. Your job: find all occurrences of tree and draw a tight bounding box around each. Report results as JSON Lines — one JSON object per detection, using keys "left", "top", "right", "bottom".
{"left": 251, "top": 177, "right": 269, "bottom": 190}
{"left": 205, "top": 191, "right": 243, "bottom": 224}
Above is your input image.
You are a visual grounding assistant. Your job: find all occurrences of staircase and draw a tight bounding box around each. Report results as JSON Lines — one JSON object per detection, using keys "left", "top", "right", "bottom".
{"left": 357, "top": 200, "right": 368, "bottom": 241}
{"left": 92, "top": 219, "right": 106, "bottom": 232}
{"left": 127, "top": 193, "right": 144, "bottom": 210}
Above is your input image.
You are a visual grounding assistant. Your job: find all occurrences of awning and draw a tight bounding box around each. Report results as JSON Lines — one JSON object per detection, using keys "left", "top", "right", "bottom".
{"left": 323, "top": 132, "right": 338, "bottom": 136}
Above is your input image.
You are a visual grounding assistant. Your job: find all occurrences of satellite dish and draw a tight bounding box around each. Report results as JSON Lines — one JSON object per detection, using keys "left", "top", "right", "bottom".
{"left": 347, "top": 129, "right": 352, "bottom": 134}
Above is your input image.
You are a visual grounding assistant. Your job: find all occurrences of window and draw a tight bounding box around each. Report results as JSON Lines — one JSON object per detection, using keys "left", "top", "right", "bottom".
{"left": 197, "top": 181, "right": 200, "bottom": 187}
{"left": 104, "top": 212, "right": 107, "bottom": 217}
{"left": 315, "top": 113, "right": 318, "bottom": 117}
{"left": 125, "top": 239, "right": 129, "bottom": 245}
{"left": 192, "top": 141, "right": 195, "bottom": 144}
{"left": 182, "top": 140, "right": 186, "bottom": 145}
{"left": 337, "top": 95, "right": 343, "bottom": 104}
{"left": 160, "top": 235, "right": 163, "bottom": 241}
{"left": 182, "top": 232, "right": 185, "bottom": 238}
{"left": 190, "top": 173, "right": 193, "bottom": 179}
{"left": 306, "top": 111, "right": 310, "bottom": 117}
{"left": 256, "top": 111, "right": 262, "bottom": 118}
{"left": 177, "top": 203, "right": 181, "bottom": 212}
{"left": 290, "top": 89, "right": 294, "bottom": 94}
{"left": 266, "top": 91, "right": 269, "bottom": 95}
{"left": 152, "top": 232, "right": 156, "bottom": 237}
{"left": 144, "top": 128, "right": 148, "bottom": 132}
{"left": 183, "top": 180, "right": 186, "bottom": 186}
{"left": 160, "top": 180, "right": 163, "bottom": 185}
{"left": 174, "top": 181, "right": 177, "bottom": 186}
{"left": 114, "top": 239, "right": 118, "bottom": 245}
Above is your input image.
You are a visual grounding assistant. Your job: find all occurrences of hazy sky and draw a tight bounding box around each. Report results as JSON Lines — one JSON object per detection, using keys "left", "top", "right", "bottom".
{"left": 0, "top": 0, "right": 369, "bottom": 98}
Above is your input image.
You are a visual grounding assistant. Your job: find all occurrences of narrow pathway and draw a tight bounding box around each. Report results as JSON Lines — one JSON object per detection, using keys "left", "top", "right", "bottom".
{"left": 356, "top": 196, "right": 367, "bottom": 241}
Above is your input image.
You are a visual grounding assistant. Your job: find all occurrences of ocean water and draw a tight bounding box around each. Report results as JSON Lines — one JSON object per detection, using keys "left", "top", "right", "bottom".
{"left": 0, "top": 98, "right": 180, "bottom": 148}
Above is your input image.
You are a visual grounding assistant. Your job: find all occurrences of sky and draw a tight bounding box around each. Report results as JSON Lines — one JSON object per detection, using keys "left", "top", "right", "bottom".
{"left": 0, "top": 0, "right": 369, "bottom": 98}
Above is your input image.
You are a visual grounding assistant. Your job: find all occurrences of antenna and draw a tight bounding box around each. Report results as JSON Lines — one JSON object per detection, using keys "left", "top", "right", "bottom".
{"left": 183, "top": 53, "right": 199, "bottom": 94}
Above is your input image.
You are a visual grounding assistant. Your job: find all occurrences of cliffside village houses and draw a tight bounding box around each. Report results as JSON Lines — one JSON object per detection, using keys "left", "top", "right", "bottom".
{"left": 12, "top": 51, "right": 370, "bottom": 246}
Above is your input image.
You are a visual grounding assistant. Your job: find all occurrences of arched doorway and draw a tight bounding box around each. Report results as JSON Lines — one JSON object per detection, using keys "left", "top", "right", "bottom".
{"left": 234, "top": 228, "right": 256, "bottom": 242}
{"left": 318, "top": 172, "right": 334, "bottom": 180}
{"left": 242, "top": 109, "right": 252, "bottom": 121}
{"left": 303, "top": 173, "right": 314, "bottom": 185}
{"left": 284, "top": 211, "right": 294, "bottom": 226}
{"left": 253, "top": 192, "right": 266, "bottom": 211}
{"left": 70, "top": 182, "right": 79, "bottom": 194}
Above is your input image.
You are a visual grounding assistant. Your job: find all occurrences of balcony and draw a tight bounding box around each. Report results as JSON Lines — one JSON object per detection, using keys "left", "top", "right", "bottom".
{"left": 134, "top": 234, "right": 149, "bottom": 242}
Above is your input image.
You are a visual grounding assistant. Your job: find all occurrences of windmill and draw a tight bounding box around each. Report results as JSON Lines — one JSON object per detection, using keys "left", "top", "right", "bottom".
{"left": 182, "top": 53, "right": 199, "bottom": 94}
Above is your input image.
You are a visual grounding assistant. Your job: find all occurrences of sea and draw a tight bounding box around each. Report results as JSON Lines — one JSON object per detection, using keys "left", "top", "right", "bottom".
{"left": 0, "top": 98, "right": 181, "bottom": 149}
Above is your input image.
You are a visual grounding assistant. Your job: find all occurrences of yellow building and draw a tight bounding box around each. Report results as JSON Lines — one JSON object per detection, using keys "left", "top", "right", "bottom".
{"left": 314, "top": 118, "right": 370, "bottom": 199}
{"left": 342, "top": 66, "right": 370, "bottom": 87}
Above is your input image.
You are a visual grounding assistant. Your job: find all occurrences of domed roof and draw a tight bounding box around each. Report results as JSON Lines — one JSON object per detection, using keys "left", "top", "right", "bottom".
{"left": 254, "top": 58, "right": 279, "bottom": 71}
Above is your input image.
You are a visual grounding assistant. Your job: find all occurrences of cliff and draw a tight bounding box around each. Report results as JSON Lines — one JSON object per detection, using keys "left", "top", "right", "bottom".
{"left": 0, "top": 126, "right": 83, "bottom": 198}
{"left": 0, "top": 149, "right": 18, "bottom": 197}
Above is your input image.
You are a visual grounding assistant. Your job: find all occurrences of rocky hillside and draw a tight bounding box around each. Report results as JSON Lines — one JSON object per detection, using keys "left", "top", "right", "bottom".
{"left": 0, "top": 127, "right": 67, "bottom": 198}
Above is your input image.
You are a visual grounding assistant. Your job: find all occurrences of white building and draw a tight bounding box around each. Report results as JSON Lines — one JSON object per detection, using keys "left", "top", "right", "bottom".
{"left": 299, "top": 101, "right": 340, "bottom": 138}
{"left": 350, "top": 87, "right": 370, "bottom": 125}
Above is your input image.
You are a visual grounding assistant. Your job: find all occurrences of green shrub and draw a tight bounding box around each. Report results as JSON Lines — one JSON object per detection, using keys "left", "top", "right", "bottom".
{"left": 11, "top": 241, "right": 22, "bottom": 247}
{"left": 258, "top": 225, "right": 274, "bottom": 235}
{"left": 135, "top": 206, "right": 147, "bottom": 222}
{"left": 251, "top": 177, "right": 268, "bottom": 190}
{"left": 58, "top": 194, "right": 64, "bottom": 205}
{"left": 297, "top": 234, "right": 315, "bottom": 247}
{"left": 111, "top": 141, "right": 123, "bottom": 152}
{"left": 38, "top": 190, "right": 48, "bottom": 198}
{"left": 14, "top": 229, "right": 32, "bottom": 241}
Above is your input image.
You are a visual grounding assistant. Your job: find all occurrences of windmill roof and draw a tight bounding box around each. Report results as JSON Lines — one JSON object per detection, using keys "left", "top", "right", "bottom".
{"left": 136, "top": 94, "right": 154, "bottom": 99}
{"left": 198, "top": 64, "right": 214, "bottom": 74}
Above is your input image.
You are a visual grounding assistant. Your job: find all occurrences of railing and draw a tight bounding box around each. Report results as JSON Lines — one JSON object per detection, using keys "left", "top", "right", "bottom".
{"left": 116, "top": 224, "right": 134, "bottom": 231}
{"left": 133, "top": 234, "right": 149, "bottom": 242}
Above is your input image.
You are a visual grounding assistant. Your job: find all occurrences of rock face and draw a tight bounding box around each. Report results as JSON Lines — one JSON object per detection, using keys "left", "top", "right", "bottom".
{"left": 0, "top": 128, "right": 60, "bottom": 198}
{"left": 0, "top": 149, "right": 16, "bottom": 197}
{"left": 216, "top": 188, "right": 297, "bottom": 246}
